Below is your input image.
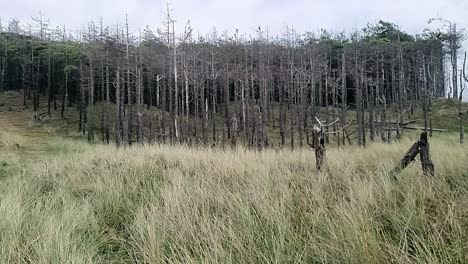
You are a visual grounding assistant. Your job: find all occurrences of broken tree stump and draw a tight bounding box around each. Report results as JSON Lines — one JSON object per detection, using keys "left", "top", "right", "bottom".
{"left": 312, "top": 118, "right": 326, "bottom": 172}
{"left": 390, "top": 132, "right": 434, "bottom": 178}
{"left": 391, "top": 140, "right": 421, "bottom": 176}
{"left": 313, "top": 129, "right": 326, "bottom": 171}
{"left": 419, "top": 132, "right": 435, "bottom": 176}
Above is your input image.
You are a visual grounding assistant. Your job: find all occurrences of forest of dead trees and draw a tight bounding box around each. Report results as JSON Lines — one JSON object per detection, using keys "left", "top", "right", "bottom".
{"left": 0, "top": 12, "right": 466, "bottom": 149}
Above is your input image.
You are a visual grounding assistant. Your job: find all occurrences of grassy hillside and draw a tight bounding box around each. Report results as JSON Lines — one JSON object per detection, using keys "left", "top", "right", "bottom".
{"left": 424, "top": 99, "right": 468, "bottom": 132}
{"left": 1, "top": 91, "right": 468, "bottom": 263}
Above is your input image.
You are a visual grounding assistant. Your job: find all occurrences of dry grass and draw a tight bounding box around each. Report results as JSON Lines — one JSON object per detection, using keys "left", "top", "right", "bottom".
{"left": 0, "top": 131, "right": 26, "bottom": 148}
{"left": 0, "top": 131, "right": 467, "bottom": 263}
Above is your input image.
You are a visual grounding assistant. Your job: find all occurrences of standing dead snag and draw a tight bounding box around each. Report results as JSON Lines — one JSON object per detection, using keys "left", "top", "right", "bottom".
{"left": 312, "top": 125, "right": 326, "bottom": 171}
{"left": 310, "top": 117, "right": 352, "bottom": 171}
{"left": 391, "top": 132, "right": 434, "bottom": 178}
{"left": 312, "top": 117, "right": 326, "bottom": 171}
{"left": 419, "top": 132, "right": 435, "bottom": 176}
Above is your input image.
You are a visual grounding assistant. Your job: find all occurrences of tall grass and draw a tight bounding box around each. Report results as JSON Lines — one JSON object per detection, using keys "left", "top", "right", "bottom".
{"left": 0, "top": 131, "right": 26, "bottom": 148}
{"left": 0, "top": 134, "right": 467, "bottom": 263}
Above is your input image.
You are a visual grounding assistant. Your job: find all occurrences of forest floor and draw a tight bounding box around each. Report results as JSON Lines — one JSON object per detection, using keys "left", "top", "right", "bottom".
{"left": 0, "top": 90, "right": 468, "bottom": 263}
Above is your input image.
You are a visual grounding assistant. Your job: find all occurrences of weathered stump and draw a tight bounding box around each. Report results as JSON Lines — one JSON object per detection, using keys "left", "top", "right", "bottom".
{"left": 391, "top": 132, "right": 434, "bottom": 178}
{"left": 419, "top": 132, "right": 434, "bottom": 176}
{"left": 313, "top": 127, "right": 326, "bottom": 171}
{"left": 390, "top": 140, "right": 421, "bottom": 176}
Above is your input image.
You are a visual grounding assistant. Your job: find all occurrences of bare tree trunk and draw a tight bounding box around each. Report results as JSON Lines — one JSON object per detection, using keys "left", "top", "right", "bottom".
{"left": 355, "top": 47, "right": 363, "bottom": 146}
{"left": 88, "top": 58, "right": 95, "bottom": 142}
{"left": 289, "top": 54, "right": 295, "bottom": 149}
{"left": 313, "top": 126, "right": 326, "bottom": 171}
{"left": 361, "top": 67, "right": 366, "bottom": 147}
{"left": 382, "top": 61, "right": 391, "bottom": 142}
{"left": 458, "top": 101, "right": 464, "bottom": 144}
{"left": 369, "top": 81, "right": 375, "bottom": 141}
{"left": 200, "top": 70, "right": 207, "bottom": 144}
{"left": 419, "top": 132, "right": 434, "bottom": 176}
{"left": 303, "top": 68, "right": 310, "bottom": 147}
{"left": 451, "top": 24, "right": 458, "bottom": 99}
{"left": 289, "top": 104, "right": 294, "bottom": 149}
{"left": 279, "top": 60, "right": 286, "bottom": 147}
{"left": 341, "top": 52, "right": 347, "bottom": 146}
{"left": 105, "top": 64, "right": 110, "bottom": 144}
{"left": 398, "top": 46, "right": 405, "bottom": 137}
{"left": 231, "top": 115, "right": 238, "bottom": 147}
{"left": 255, "top": 105, "right": 263, "bottom": 150}
{"left": 332, "top": 72, "right": 339, "bottom": 145}
{"left": 262, "top": 64, "right": 268, "bottom": 148}
{"left": 137, "top": 67, "right": 144, "bottom": 144}
{"left": 0, "top": 33, "right": 5, "bottom": 92}
{"left": 310, "top": 55, "right": 317, "bottom": 147}
{"left": 161, "top": 77, "right": 167, "bottom": 143}
{"left": 324, "top": 67, "right": 330, "bottom": 144}
{"left": 184, "top": 58, "right": 190, "bottom": 143}
{"left": 224, "top": 71, "right": 231, "bottom": 144}
{"left": 33, "top": 46, "right": 40, "bottom": 111}
{"left": 173, "top": 21, "right": 179, "bottom": 142}
{"left": 241, "top": 80, "right": 247, "bottom": 141}
{"left": 116, "top": 66, "right": 124, "bottom": 147}
{"left": 459, "top": 52, "right": 468, "bottom": 144}
{"left": 265, "top": 38, "right": 272, "bottom": 147}
{"left": 126, "top": 15, "right": 133, "bottom": 145}
{"left": 422, "top": 56, "right": 429, "bottom": 133}
{"left": 375, "top": 56, "right": 381, "bottom": 139}
{"left": 193, "top": 75, "right": 199, "bottom": 141}
{"left": 297, "top": 97, "right": 303, "bottom": 147}
{"left": 297, "top": 60, "right": 304, "bottom": 147}
{"left": 211, "top": 52, "right": 217, "bottom": 145}
{"left": 100, "top": 58, "right": 105, "bottom": 142}
{"left": 79, "top": 58, "right": 86, "bottom": 135}
{"left": 61, "top": 42, "right": 68, "bottom": 118}
{"left": 47, "top": 43, "right": 51, "bottom": 116}
{"left": 61, "top": 70, "right": 68, "bottom": 119}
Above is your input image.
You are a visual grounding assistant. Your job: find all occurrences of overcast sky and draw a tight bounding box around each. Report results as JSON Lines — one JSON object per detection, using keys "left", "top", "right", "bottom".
{"left": 1, "top": 0, "right": 467, "bottom": 37}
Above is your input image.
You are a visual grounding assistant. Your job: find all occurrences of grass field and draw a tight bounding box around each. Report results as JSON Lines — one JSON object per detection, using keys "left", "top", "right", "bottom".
{"left": 1, "top": 91, "right": 468, "bottom": 263}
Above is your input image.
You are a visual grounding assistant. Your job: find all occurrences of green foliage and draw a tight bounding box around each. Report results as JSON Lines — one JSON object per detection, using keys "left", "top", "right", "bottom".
{"left": 363, "top": 20, "right": 415, "bottom": 44}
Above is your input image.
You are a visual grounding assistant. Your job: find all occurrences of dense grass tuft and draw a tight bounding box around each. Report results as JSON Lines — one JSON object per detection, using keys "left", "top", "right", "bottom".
{"left": 0, "top": 131, "right": 467, "bottom": 263}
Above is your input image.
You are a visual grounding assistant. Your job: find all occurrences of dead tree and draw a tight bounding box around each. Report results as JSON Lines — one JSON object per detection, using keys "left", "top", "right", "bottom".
{"left": 460, "top": 51, "right": 468, "bottom": 144}
{"left": 164, "top": 7, "right": 193, "bottom": 143}
{"left": 88, "top": 58, "right": 95, "bottom": 142}
{"left": 79, "top": 57, "right": 86, "bottom": 135}
{"left": 354, "top": 45, "right": 363, "bottom": 146}
{"left": 419, "top": 132, "right": 434, "bottom": 176}
{"left": 391, "top": 132, "right": 434, "bottom": 178}
{"left": 61, "top": 29, "right": 69, "bottom": 119}
{"left": 105, "top": 63, "right": 110, "bottom": 144}
{"left": 47, "top": 42, "right": 51, "bottom": 115}
{"left": 312, "top": 117, "right": 326, "bottom": 171}
{"left": 136, "top": 66, "right": 144, "bottom": 144}
{"left": 115, "top": 66, "right": 123, "bottom": 147}
{"left": 459, "top": 70, "right": 465, "bottom": 144}
{"left": 341, "top": 52, "right": 347, "bottom": 145}
{"left": 125, "top": 15, "right": 133, "bottom": 145}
